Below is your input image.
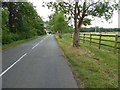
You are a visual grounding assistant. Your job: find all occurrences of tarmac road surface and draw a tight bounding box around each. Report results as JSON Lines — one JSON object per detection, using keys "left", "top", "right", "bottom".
{"left": 2, "top": 35, "right": 78, "bottom": 88}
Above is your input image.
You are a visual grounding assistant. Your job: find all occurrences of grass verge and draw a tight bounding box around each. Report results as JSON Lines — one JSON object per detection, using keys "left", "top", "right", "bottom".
{"left": 2, "top": 36, "right": 41, "bottom": 50}
{"left": 56, "top": 34, "right": 118, "bottom": 88}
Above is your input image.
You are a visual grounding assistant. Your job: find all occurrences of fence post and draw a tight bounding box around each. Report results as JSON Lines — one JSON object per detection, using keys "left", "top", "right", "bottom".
{"left": 114, "top": 34, "right": 118, "bottom": 54}
{"left": 83, "top": 34, "right": 85, "bottom": 43}
{"left": 90, "top": 34, "right": 92, "bottom": 45}
{"left": 99, "top": 34, "right": 102, "bottom": 49}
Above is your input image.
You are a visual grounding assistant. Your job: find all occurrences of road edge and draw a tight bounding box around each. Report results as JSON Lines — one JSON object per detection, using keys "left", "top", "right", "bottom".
{"left": 54, "top": 35, "right": 81, "bottom": 88}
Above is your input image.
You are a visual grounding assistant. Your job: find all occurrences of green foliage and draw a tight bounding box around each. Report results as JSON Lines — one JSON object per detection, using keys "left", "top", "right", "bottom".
{"left": 88, "top": 2, "right": 116, "bottom": 21}
{"left": 54, "top": 13, "right": 67, "bottom": 32}
{"left": 2, "top": 28, "right": 12, "bottom": 44}
{"left": 82, "top": 18, "right": 91, "bottom": 26}
{"left": 64, "top": 25, "right": 74, "bottom": 33}
{"left": 48, "top": 12, "right": 69, "bottom": 33}
{"left": 2, "top": 7, "right": 8, "bottom": 26}
{"left": 2, "top": 2, "right": 46, "bottom": 45}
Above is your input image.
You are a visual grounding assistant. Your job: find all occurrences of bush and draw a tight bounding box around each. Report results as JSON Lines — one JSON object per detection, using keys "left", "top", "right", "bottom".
{"left": 2, "top": 30, "right": 13, "bottom": 44}
{"left": 2, "top": 27, "right": 20, "bottom": 45}
{"left": 10, "top": 33, "right": 20, "bottom": 41}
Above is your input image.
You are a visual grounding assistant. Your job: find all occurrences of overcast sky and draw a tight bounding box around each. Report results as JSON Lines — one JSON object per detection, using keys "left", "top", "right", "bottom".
{"left": 28, "top": 0, "right": 118, "bottom": 28}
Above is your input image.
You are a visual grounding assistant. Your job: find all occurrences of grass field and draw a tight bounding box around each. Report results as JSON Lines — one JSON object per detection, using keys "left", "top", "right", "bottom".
{"left": 80, "top": 33, "right": 120, "bottom": 53}
{"left": 56, "top": 34, "right": 118, "bottom": 88}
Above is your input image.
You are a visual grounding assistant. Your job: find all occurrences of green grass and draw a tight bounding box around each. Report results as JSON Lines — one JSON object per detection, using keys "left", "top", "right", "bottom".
{"left": 80, "top": 34, "right": 115, "bottom": 46}
{"left": 80, "top": 34, "right": 119, "bottom": 53}
{"left": 56, "top": 34, "right": 118, "bottom": 88}
{"left": 2, "top": 36, "right": 41, "bottom": 50}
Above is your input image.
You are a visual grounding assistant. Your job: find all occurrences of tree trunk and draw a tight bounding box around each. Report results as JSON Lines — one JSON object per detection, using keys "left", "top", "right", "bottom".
{"left": 73, "top": 1, "right": 79, "bottom": 47}
{"left": 73, "top": 27, "right": 80, "bottom": 47}
{"left": 58, "top": 31, "right": 62, "bottom": 39}
{"left": 73, "top": 18, "right": 82, "bottom": 47}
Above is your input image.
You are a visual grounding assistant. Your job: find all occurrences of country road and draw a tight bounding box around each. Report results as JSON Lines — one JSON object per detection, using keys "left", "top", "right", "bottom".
{"left": 2, "top": 35, "right": 78, "bottom": 88}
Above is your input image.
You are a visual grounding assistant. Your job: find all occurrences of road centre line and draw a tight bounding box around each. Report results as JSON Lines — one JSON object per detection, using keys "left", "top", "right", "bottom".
{"left": 32, "top": 43, "right": 39, "bottom": 49}
{"left": 0, "top": 53, "right": 27, "bottom": 77}
{"left": 43, "top": 37, "right": 46, "bottom": 40}
{"left": 45, "top": 36, "right": 48, "bottom": 39}
{"left": 32, "top": 36, "right": 47, "bottom": 49}
{"left": 40, "top": 36, "right": 48, "bottom": 43}
{"left": 40, "top": 39, "right": 43, "bottom": 43}
{"left": 0, "top": 36, "right": 48, "bottom": 77}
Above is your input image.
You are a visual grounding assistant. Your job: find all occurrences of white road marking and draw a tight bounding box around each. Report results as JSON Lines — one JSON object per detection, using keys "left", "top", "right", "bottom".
{"left": 43, "top": 37, "right": 46, "bottom": 40}
{"left": 40, "top": 40, "right": 43, "bottom": 43}
{"left": 0, "top": 36, "right": 50, "bottom": 77}
{"left": 0, "top": 53, "right": 27, "bottom": 77}
{"left": 40, "top": 36, "right": 48, "bottom": 43}
{"left": 32, "top": 43, "right": 39, "bottom": 49}
{"left": 32, "top": 37, "right": 48, "bottom": 49}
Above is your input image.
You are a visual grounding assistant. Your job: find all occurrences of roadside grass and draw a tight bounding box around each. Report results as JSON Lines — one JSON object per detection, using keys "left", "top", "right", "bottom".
{"left": 56, "top": 34, "right": 118, "bottom": 88}
{"left": 2, "top": 36, "right": 41, "bottom": 50}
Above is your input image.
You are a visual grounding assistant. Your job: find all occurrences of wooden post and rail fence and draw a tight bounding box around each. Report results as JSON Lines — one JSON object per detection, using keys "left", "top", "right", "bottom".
{"left": 77, "top": 33, "right": 120, "bottom": 54}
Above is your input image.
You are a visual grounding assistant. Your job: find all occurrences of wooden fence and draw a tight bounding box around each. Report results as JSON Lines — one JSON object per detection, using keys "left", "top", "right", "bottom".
{"left": 79, "top": 33, "right": 120, "bottom": 54}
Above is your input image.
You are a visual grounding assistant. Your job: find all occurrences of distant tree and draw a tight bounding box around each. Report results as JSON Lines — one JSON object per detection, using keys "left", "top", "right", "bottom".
{"left": 48, "top": 12, "right": 68, "bottom": 38}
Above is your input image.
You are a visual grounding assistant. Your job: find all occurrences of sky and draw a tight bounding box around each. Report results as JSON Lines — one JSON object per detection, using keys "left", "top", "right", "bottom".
{"left": 28, "top": 0, "right": 119, "bottom": 28}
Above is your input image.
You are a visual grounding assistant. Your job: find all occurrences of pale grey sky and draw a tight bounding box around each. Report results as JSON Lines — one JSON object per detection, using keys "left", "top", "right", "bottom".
{"left": 28, "top": 0, "right": 118, "bottom": 28}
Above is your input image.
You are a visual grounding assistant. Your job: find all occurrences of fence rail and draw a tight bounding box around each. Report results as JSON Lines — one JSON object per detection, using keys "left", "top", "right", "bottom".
{"left": 79, "top": 33, "right": 120, "bottom": 54}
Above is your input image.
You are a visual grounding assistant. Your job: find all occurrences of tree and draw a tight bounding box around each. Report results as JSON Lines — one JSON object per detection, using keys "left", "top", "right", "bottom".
{"left": 2, "top": 2, "right": 18, "bottom": 33}
{"left": 2, "top": 2, "right": 46, "bottom": 44}
{"left": 48, "top": 12, "right": 68, "bottom": 38}
{"left": 44, "top": 0, "right": 118, "bottom": 47}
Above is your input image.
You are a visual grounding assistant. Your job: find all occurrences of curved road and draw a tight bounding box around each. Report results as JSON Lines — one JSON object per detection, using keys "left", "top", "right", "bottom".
{"left": 2, "top": 35, "right": 78, "bottom": 88}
